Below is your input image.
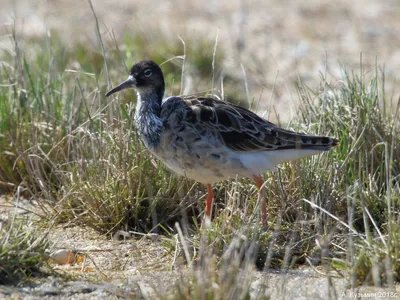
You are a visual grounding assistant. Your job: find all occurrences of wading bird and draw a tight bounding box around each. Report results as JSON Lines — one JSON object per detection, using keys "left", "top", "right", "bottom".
{"left": 106, "top": 60, "right": 338, "bottom": 227}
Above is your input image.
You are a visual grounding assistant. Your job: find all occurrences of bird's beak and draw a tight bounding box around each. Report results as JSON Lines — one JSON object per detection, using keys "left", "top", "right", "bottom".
{"left": 105, "top": 75, "right": 136, "bottom": 97}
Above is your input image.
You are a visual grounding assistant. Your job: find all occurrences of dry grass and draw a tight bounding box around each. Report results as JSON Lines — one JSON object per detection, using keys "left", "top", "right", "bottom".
{"left": 0, "top": 213, "right": 50, "bottom": 284}
{"left": 0, "top": 1, "right": 400, "bottom": 298}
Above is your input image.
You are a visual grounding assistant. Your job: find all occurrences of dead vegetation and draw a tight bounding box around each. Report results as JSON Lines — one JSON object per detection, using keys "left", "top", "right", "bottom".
{"left": 1, "top": 1, "right": 400, "bottom": 299}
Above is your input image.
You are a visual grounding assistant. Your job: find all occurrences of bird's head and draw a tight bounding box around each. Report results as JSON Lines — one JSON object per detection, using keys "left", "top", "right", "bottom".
{"left": 106, "top": 60, "right": 165, "bottom": 99}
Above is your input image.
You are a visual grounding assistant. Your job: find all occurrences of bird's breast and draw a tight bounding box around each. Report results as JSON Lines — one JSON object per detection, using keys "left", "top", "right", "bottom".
{"left": 147, "top": 130, "right": 247, "bottom": 184}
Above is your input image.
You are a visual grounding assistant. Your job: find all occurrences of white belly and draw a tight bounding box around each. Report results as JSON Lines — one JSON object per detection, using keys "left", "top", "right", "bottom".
{"left": 234, "top": 148, "right": 323, "bottom": 175}
{"left": 153, "top": 147, "right": 323, "bottom": 184}
{"left": 163, "top": 159, "right": 229, "bottom": 183}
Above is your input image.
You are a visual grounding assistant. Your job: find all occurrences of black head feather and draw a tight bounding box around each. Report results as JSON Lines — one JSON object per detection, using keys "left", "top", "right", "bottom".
{"left": 106, "top": 60, "right": 165, "bottom": 100}
{"left": 130, "top": 60, "right": 165, "bottom": 97}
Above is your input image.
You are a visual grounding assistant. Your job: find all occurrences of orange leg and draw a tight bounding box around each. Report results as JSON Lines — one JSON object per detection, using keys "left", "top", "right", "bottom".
{"left": 205, "top": 184, "right": 214, "bottom": 217}
{"left": 252, "top": 175, "right": 268, "bottom": 227}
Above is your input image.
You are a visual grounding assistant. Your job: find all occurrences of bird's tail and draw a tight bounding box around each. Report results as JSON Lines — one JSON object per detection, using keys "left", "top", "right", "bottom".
{"left": 294, "top": 134, "right": 339, "bottom": 151}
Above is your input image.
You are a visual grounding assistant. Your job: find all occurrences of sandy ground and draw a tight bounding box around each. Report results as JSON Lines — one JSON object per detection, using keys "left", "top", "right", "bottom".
{"left": 1, "top": 1, "right": 400, "bottom": 298}
{"left": 1, "top": 0, "right": 399, "bottom": 122}
{"left": 1, "top": 197, "right": 400, "bottom": 299}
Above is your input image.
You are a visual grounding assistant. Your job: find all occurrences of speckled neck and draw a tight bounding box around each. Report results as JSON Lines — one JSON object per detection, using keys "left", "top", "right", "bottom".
{"left": 134, "top": 90, "right": 163, "bottom": 149}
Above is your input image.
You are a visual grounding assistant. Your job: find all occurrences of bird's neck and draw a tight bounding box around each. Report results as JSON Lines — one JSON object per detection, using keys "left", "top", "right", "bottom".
{"left": 134, "top": 90, "right": 163, "bottom": 149}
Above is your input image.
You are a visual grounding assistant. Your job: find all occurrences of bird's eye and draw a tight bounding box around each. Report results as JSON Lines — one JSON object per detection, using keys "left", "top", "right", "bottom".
{"left": 144, "top": 69, "right": 152, "bottom": 77}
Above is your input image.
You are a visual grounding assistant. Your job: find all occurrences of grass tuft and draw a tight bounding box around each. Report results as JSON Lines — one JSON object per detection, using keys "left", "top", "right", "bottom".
{"left": 0, "top": 216, "right": 50, "bottom": 284}
{"left": 1, "top": 20, "right": 400, "bottom": 292}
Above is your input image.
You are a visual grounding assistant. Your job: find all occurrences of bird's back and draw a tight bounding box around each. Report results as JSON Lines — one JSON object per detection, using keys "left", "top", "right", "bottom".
{"left": 161, "top": 95, "right": 338, "bottom": 152}
{"left": 154, "top": 95, "right": 338, "bottom": 183}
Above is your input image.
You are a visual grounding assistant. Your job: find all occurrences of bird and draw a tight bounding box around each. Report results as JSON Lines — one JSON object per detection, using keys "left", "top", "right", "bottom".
{"left": 106, "top": 60, "right": 339, "bottom": 227}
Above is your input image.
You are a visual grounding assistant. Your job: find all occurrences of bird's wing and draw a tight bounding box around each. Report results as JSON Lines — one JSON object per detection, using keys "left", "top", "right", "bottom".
{"left": 161, "top": 95, "right": 338, "bottom": 152}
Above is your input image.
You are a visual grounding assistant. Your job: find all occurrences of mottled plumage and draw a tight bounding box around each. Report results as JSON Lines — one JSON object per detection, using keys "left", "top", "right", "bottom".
{"left": 106, "top": 60, "right": 339, "bottom": 226}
